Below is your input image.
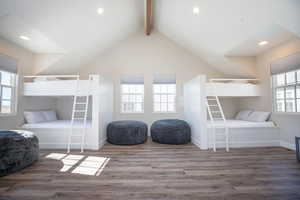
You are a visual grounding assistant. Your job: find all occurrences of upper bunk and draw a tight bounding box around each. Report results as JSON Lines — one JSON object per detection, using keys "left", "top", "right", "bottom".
{"left": 206, "top": 78, "right": 260, "bottom": 97}
{"left": 23, "top": 75, "right": 101, "bottom": 96}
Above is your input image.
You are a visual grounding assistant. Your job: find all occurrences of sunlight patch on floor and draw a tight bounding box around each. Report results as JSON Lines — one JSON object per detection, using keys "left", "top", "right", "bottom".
{"left": 45, "top": 153, "right": 110, "bottom": 176}
{"left": 72, "top": 156, "right": 110, "bottom": 176}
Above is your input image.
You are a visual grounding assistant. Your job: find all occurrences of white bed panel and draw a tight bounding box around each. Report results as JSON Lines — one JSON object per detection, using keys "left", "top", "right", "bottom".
{"left": 21, "top": 120, "right": 96, "bottom": 150}
{"left": 23, "top": 80, "right": 99, "bottom": 96}
{"left": 208, "top": 120, "right": 275, "bottom": 128}
{"left": 206, "top": 83, "right": 260, "bottom": 97}
{"left": 208, "top": 126, "right": 280, "bottom": 148}
{"left": 184, "top": 75, "right": 208, "bottom": 150}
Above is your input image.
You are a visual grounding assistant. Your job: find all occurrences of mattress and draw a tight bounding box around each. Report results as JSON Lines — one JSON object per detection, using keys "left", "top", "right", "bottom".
{"left": 207, "top": 120, "right": 275, "bottom": 128}
{"left": 22, "top": 120, "right": 92, "bottom": 129}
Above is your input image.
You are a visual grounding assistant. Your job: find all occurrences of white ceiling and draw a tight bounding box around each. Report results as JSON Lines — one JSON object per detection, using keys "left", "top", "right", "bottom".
{"left": 154, "top": 0, "right": 300, "bottom": 76}
{"left": 0, "top": 0, "right": 144, "bottom": 73}
{"left": 0, "top": 0, "right": 299, "bottom": 76}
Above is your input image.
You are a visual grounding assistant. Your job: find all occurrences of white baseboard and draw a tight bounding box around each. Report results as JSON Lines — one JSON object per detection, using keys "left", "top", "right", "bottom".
{"left": 191, "top": 137, "right": 201, "bottom": 149}
{"left": 280, "top": 141, "right": 296, "bottom": 150}
{"left": 99, "top": 137, "right": 107, "bottom": 149}
{"left": 210, "top": 140, "right": 281, "bottom": 148}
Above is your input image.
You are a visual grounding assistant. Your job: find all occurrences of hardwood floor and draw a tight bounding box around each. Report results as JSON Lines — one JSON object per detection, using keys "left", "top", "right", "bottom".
{"left": 1, "top": 140, "right": 300, "bottom": 200}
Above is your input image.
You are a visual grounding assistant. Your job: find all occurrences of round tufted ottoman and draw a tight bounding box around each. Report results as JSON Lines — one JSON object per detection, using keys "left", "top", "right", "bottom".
{"left": 0, "top": 130, "right": 39, "bottom": 177}
{"left": 151, "top": 119, "right": 191, "bottom": 144}
{"left": 107, "top": 121, "right": 148, "bottom": 145}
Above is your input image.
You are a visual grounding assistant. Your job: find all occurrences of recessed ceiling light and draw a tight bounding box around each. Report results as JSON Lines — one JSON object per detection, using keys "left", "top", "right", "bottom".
{"left": 19, "top": 35, "right": 30, "bottom": 41}
{"left": 97, "top": 8, "right": 104, "bottom": 15}
{"left": 193, "top": 7, "right": 200, "bottom": 15}
{"left": 259, "top": 41, "right": 268, "bottom": 46}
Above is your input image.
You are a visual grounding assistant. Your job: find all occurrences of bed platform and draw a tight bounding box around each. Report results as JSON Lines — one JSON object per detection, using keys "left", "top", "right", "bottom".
{"left": 207, "top": 120, "right": 280, "bottom": 148}
{"left": 23, "top": 75, "right": 99, "bottom": 96}
{"left": 206, "top": 78, "right": 260, "bottom": 97}
{"left": 21, "top": 120, "right": 95, "bottom": 149}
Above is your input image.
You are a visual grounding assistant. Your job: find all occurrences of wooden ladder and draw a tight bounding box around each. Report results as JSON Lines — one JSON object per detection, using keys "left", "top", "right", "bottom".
{"left": 206, "top": 96, "right": 229, "bottom": 152}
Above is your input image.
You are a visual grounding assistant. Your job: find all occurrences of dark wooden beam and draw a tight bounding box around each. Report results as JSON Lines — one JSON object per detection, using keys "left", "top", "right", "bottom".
{"left": 145, "top": 0, "right": 152, "bottom": 35}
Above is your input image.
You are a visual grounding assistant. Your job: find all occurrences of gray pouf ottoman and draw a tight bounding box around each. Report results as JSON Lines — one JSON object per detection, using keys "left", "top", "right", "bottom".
{"left": 151, "top": 119, "right": 191, "bottom": 144}
{"left": 107, "top": 121, "right": 148, "bottom": 145}
{"left": 0, "top": 130, "right": 39, "bottom": 177}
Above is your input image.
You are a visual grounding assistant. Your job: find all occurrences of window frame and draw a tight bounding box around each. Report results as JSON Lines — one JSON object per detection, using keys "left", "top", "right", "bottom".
{"left": 120, "top": 83, "right": 144, "bottom": 114}
{"left": 152, "top": 83, "right": 177, "bottom": 114}
{"left": 272, "top": 70, "right": 300, "bottom": 115}
{"left": 0, "top": 71, "right": 18, "bottom": 116}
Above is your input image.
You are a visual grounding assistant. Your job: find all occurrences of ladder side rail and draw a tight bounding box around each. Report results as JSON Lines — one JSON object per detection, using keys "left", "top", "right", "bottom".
{"left": 206, "top": 100, "right": 216, "bottom": 152}
{"left": 80, "top": 75, "right": 93, "bottom": 153}
{"left": 68, "top": 76, "right": 80, "bottom": 153}
{"left": 215, "top": 96, "right": 229, "bottom": 152}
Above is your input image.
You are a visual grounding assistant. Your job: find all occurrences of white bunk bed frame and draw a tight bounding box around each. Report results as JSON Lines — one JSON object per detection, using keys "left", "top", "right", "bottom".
{"left": 184, "top": 75, "right": 280, "bottom": 150}
{"left": 22, "top": 74, "right": 114, "bottom": 150}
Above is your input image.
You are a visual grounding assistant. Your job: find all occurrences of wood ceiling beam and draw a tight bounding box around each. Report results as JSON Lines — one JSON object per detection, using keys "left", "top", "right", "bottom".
{"left": 145, "top": 0, "right": 152, "bottom": 35}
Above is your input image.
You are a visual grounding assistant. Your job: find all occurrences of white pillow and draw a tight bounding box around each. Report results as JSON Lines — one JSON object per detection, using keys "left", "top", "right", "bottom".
{"left": 247, "top": 111, "right": 271, "bottom": 122}
{"left": 24, "top": 111, "right": 47, "bottom": 124}
{"left": 43, "top": 110, "right": 57, "bottom": 121}
{"left": 235, "top": 110, "right": 253, "bottom": 120}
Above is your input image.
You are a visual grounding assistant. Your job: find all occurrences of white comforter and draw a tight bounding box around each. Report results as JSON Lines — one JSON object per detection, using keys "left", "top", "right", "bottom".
{"left": 22, "top": 120, "right": 92, "bottom": 129}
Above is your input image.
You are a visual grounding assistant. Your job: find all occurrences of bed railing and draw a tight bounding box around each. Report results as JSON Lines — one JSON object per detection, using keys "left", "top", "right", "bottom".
{"left": 209, "top": 78, "right": 259, "bottom": 84}
{"left": 23, "top": 75, "right": 80, "bottom": 82}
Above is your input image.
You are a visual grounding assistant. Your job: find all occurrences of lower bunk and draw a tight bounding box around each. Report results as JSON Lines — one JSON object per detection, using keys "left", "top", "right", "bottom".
{"left": 207, "top": 120, "right": 280, "bottom": 149}
{"left": 21, "top": 120, "right": 102, "bottom": 150}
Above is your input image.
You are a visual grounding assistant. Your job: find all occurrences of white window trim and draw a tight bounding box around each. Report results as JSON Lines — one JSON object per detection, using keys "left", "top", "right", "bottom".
{"left": 120, "top": 83, "right": 144, "bottom": 114}
{"left": 0, "top": 73, "right": 18, "bottom": 117}
{"left": 152, "top": 84, "right": 177, "bottom": 114}
{"left": 272, "top": 70, "right": 300, "bottom": 115}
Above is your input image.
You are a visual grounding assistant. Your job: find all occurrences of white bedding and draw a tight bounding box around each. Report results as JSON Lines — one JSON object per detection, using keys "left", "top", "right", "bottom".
{"left": 208, "top": 119, "right": 275, "bottom": 128}
{"left": 22, "top": 120, "right": 92, "bottom": 129}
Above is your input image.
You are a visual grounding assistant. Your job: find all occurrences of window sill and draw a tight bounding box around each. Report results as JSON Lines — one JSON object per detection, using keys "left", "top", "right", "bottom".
{"left": 153, "top": 111, "right": 177, "bottom": 114}
{"left": 120, "top": 112, "right": 144, "bottom": 114}
{"left": 273, "top": 112, "right": 300, "bottom": 116}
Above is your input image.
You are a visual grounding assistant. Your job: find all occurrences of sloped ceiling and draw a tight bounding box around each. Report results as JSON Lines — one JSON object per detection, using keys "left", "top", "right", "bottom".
{"left": 0, "top": 0, "right": 300, "bottom": 76}
{"left": 0, "top": 0, "right": 144, "bottom": 74}
{"left": 154, "top": 0, "right": 300, "bottom": 76}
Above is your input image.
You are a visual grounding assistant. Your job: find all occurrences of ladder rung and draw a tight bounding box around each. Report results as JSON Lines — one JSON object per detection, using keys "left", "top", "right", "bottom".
{"left": 207, "top": 99, "right": 217, "bottom": 100}
{"left": 76, "top": 102, "right": 87, "bottom": 105}
{"left": 73, "top": 118, "right": 85, "bottom": 120}
{"left": 211, "top": 111, "right": 221, "bottom": 113}
{"left": 208, "top": 105, "right": 218, "bottom": 107}
{"left": 74, "top": 110, "right": 86, "bottom": 112}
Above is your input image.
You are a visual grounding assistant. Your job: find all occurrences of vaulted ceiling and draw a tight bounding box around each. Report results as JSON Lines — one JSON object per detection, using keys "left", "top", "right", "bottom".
{"left": 0, "top": 0, "right": 299, "bottom": 76}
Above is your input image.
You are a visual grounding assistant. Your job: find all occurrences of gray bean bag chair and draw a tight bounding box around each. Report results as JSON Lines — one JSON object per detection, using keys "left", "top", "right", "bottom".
{"left": 151, "top": 119, "right": 191, "bottom": 144}
{"left": 0, "top": 130, "right": 39, "bottom": 177}
{"left": 107, "top": 121, "right": 148, "bottom": 145}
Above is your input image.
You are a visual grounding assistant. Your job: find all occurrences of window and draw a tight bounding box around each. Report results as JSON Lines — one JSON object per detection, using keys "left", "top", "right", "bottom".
{"left": 0, "top": 70, "right": 17, "bottom": 115}
{"left": 272, "top": 70, "right": 300, "bottom": 113}
{"left": 120, "top": 75, "right": 144, "bottom": 113}
{"left": 153, "top": 73, "right": 176, "bottom": 113}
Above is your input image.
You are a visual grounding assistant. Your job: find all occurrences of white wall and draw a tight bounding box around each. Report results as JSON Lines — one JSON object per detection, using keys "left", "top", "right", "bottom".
{"left": 55, "top": 96, "right": 92, "bottom": 120}
{"left": 78, "top": 30, "right": 226, "bottom": 128}
{"left": 0, "top": 37, "right": 35, "bottom": 129}
{"left": 239, "top": 38, "right": 300, "bottom": 147}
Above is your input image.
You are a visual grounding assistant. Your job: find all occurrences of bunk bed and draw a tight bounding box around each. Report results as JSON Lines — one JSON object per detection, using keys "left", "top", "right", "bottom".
{"left": 21, "top": 75, "right": 114, "bottom": 150}
{"left": 184, "top": 75, "right": 280, "bottom": 150}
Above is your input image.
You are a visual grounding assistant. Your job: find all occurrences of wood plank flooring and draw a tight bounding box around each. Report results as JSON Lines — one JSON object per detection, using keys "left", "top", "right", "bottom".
{"left": 1, "top": 140, "right": 300, "bottom": 200}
